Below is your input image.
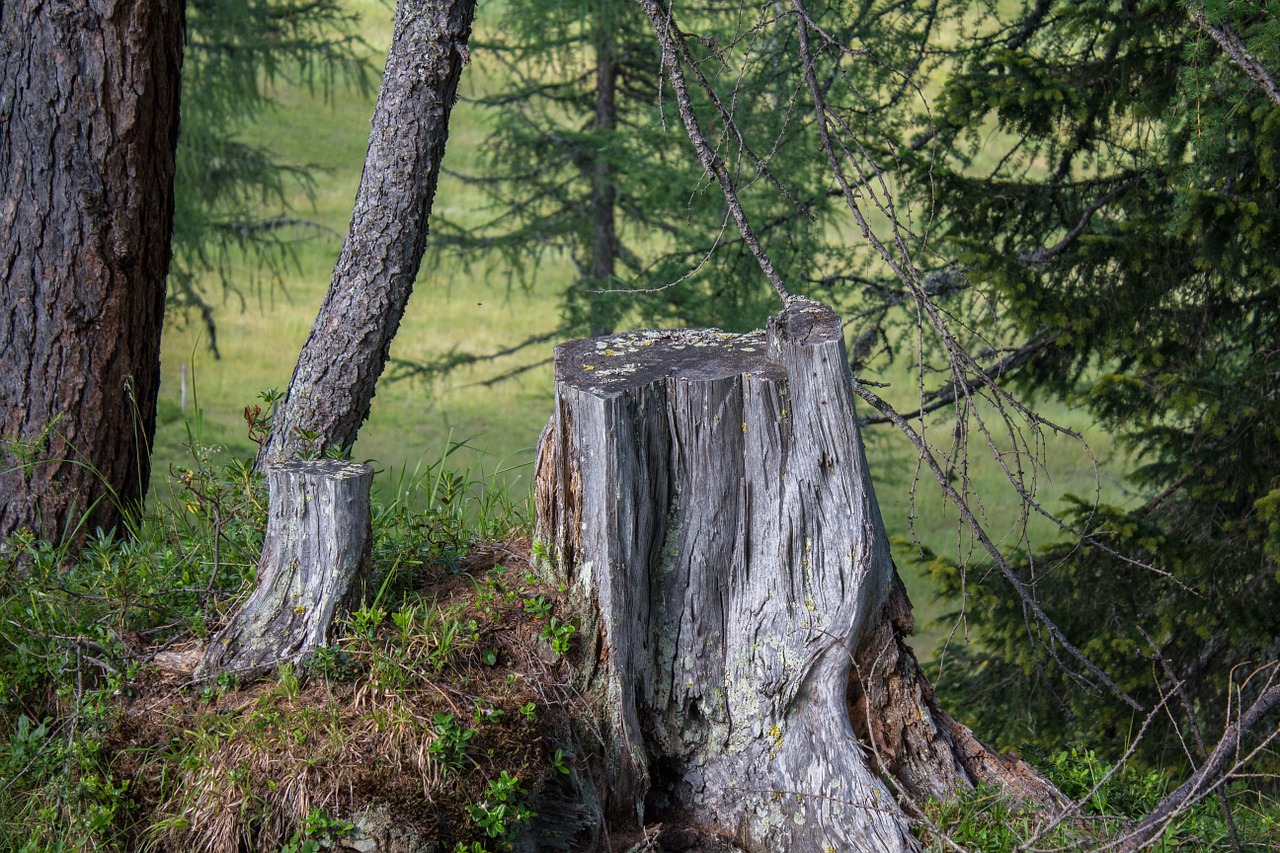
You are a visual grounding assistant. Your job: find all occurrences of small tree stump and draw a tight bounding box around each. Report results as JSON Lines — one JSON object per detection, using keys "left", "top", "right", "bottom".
{"left": 535, "top": 299, "right": 1059, "bottom": 851}
{"left": 197, "top": 459, "right": 374, "bottom": 678}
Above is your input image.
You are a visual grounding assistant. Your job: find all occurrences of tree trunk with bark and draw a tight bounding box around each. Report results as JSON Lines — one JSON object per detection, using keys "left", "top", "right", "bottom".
{"left": 258, "top": 0, "right": 476, "bottom": 466}
{"left": 198, "top": 460, "right": 374, "bottom": 678}
{"left": 535, "top": 299, "right": 1061, "bottom": 850}
{"left": 586, "top": 19, "right": 620, "bottom": 338}
{"left": 0, "top": 0, "right": 184, "bottom": 545}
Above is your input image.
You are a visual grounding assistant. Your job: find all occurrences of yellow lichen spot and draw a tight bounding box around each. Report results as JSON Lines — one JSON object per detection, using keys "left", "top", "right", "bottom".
{"left": 741, "top": 422, "right": 748, "bottom": 433}
{"left": 294, "top": 605, "right": 307, "bottom": 615}
{"left": 805, "top": 596, "right": 816, "bottom": 612}
{"left": 780, "top": 409, "right": 788, "bottom": 419}
{"left": 769, "top": 723, "right": 783, "bottom": 745}
{"left": 584, "top": 365, "right": 596, "bottom": 371}
{"left": 603, "top": 349, "right": 619, "bottom": 356}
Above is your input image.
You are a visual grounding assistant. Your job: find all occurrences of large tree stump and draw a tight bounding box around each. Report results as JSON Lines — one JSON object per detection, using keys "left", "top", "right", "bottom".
{"left": 535, "top": 299, "right": 1060, "bottom": 851}
{"left": 198, "top": 460, "right": 374, "bottom": 678}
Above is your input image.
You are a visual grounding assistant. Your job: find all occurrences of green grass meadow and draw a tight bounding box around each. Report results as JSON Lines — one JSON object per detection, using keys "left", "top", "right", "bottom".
{"left": 155, "top": 1, "right": 560, "bottom": 493}
{"left": 152, "top": 0, "right": 1130, "bottom": 658}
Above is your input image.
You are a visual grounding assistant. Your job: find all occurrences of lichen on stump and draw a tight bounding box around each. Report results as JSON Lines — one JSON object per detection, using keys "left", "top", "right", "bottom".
{"left": 197, "top": 459, "right": 374, "bottom": 678}
{"left": 535, "top": 299, "right": 1060, "bottom": 851}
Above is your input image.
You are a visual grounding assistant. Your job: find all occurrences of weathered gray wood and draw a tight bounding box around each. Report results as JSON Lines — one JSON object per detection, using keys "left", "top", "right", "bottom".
{"left": 197, "top": 460, "right": 374, "bottom": 677}
{"left": 535, "top": 299, "right": 1059, "bottom": 851}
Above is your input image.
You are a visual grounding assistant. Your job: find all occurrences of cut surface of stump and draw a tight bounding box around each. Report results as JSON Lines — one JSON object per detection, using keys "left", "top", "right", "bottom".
{"left": 198, "top": 459, "right": 374, "bottom": 678}
{"left": 535, "top": 299, "right": 1059, "bottom": 851}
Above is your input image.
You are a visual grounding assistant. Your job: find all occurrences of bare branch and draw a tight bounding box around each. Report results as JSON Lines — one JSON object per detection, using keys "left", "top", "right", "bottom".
{"left": 386, "top": 328, "right": 560, "bottom": 383}
{"left": 1017, "top": 177, "right": 1142, "bottom": 267}
{"left": 849, "top": 375, "right": 1142, "bottom": 710}
{"left": 1192, "top": 9, "right": 1280, "bottom": 108}
{"left": 637, "top": 0, "right": 792, "bottom": 304}
{"left": 1115, "top": 664, "right": 1280, "bottom": 851}
{"left": 858, "top": 331, "right": 1059, "bottom": 427}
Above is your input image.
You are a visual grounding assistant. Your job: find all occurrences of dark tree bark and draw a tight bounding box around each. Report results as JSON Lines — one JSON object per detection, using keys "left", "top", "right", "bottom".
{"left": 535, "top": 300, "right": 1061, "bottom": 850}
{"left": 586, "top": 21, "right": 619, "bottom": 338}
{"left": 197, "top": 460, "right": 374, "bottom": 677}
{"left": 0, "top": 0, "right": 184, "bottom": 545}
{"left": 258, "top": 0, "right": 476, "bottom": 465}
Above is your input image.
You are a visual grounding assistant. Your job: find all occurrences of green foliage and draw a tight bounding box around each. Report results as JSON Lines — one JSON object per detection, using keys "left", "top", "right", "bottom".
{"left": 370, "top": 439, "right": 528, "bottom": 585}
{"left": 276, "top": 807, "right": 355, "bottom": 852}
{"left": 466, "top": 771, "right": 533, "bottom": 844}
{"left": 0, "top": 421, "right": 551, "bottom": 849}
{"left": 426, "top": 0, "right": 905, "bottom": 379}
{"left": 922, "top": 747, "right": 1280, "bottom": 851}
{"left": 541, "top": 616, "right": 575, "bottom": 657}
{"left": 430, "top": 713, "right": 479, "bottom": 774}
{"left": 172, "top": 0, "right": 372, "bottom": 352}
{"left": 0, "top": 443, "right": 270, "bottom": 849}
{"left": 548, "top": 747, "right": 570, "bottom": 776}
{"left": 521, "top": 593, "right": 574, "bottom": 656}
{"left": 889, "top": 0, "right": 1280, "bottom": 768}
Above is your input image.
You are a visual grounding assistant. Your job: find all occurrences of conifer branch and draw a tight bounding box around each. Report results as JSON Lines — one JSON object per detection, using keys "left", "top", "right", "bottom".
{"left": 637, "top": 0, "right": 792, "bottom": 304}
{"left": 1193, "top": 9, "right": 1280, "bottom": 107}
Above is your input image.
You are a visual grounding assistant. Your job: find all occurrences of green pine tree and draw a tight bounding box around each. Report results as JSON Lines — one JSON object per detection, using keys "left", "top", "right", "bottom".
{"left": 420, "top": 0, "right": 902, "bottom": 379}
{"left": 897, "top": 0, "right": 1280, "bottom": 767}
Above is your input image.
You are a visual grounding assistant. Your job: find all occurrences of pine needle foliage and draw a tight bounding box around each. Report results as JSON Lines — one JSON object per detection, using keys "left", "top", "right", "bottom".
{"left": 423, "top": 0, "right": 891, "bottom": 376}
{"left": 897, "top": 0, "right": 1280, "bottom": 768}
{"left": 171, "top": 0, "right": 373, "bottom": 356}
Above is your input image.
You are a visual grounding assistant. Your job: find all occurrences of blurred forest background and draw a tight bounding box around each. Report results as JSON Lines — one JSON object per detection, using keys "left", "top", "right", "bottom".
{"left": 157, "top": 0, "right": 1124, "bottom": 656}
{"left": 4, "top": 0, "right": 1280, "bottom": 847}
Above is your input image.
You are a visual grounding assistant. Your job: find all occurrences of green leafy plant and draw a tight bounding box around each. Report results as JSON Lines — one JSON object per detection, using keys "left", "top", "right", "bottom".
{"left": 522, "top": 595, "right": 551, "bottom": 621}
{"left": 466, "top": 771, "right": 533, "bottom": 842}
{"left": 302, "top": 806, "right": 355, "bottom": 839}
{"left": 304, "top": 645, "right": 355, "bottom": 681}
{"left": 473, "top": 702, "right": 504, "bottom": 724}
{"left": 348, "top": 604, "right": 386, "bottom": 641}
{"left": 277, "top": 838, "right": 321, "bottom": 853}
{"left": 542, "top": 616, "right": 575, "bottom": 656}
{"left": 293, "top": 427, "right": 323, "bottom": 460}
{"left": 244, "top": 387, "right": 283, "bottom": 449}
{"left": 429, "top": 713, "right": 476, "bottom": 774}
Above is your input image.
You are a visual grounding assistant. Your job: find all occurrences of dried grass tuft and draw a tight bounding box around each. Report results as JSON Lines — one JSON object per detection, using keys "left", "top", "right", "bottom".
{"left": 107, "top": 538, "right": 576, "bottom": 852}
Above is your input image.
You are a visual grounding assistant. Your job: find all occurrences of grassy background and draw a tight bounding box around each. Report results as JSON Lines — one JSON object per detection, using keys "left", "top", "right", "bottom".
{"left": 152, "top": 0, "right": 1131, "bottom": 657}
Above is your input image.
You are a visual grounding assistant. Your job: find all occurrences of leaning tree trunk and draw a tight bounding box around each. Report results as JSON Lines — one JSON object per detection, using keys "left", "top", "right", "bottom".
{"left": 535, "top": 299, "right": 1062, "bottom": 851}
{"left": 197, "top": 460, "right": 374, "bottom": 678}
{"left": 0, "top": 0, "right": 184, "bottom": 545}
{"left": 257, "top": 0, "right": 475, "bottom": 466}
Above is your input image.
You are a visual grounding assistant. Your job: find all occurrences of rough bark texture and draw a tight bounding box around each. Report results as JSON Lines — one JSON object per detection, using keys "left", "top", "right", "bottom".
{"left": 258, "top": 0, "right": 475, "bottom": 465}
{"left": 847, "top": 575, "right": 1067, "bottom": 809}
{"left": 0, "top": 0, "right": 184, "bottom": 544}
{"left": 535, "top": 300, "right": 1059, "bottom": 851}
{"left": 197, "top": 460, "right": 373, "bottom": 677}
